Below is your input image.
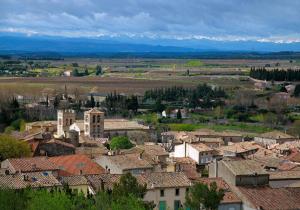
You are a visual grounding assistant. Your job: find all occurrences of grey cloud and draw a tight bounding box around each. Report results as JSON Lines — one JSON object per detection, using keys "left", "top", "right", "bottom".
{"left": 0, "top": 0, "right": 300, "bottom": 42}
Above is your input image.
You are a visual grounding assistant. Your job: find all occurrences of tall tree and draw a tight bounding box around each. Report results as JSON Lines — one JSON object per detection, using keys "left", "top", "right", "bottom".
{"left": 112, "top": 173, "right": 147, "bottom": 199}
{"left": 185, "top": 182, "right": 224, "bottom": 210}
{"left": 96, "top": 65, "right": 102, "bottom": 75}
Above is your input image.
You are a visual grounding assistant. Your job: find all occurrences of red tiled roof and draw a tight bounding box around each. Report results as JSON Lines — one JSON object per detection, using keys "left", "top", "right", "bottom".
{"left": 238, "top": 186, "right": 300, "bottom": 210}
{"left": 48, "top": 154, "right": 105, "bottom": 176}
{"left": 7, "top": 157, "right": 59, "bottom": 173}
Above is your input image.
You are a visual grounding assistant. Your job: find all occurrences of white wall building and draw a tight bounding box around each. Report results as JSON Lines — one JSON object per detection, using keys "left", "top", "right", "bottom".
{"left": 173, "top": 142, "right": 214, "bottom": 165}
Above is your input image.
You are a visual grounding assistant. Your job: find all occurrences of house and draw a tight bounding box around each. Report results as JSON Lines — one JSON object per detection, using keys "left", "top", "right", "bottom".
{"left": 33, "top": 139, "right": 75, "bottom": 157}
{"left": 199, "top": 137, "right": 224, "bottom": 148}
{"left": 1, "top": 157, "right": 59, "bottom": 177}
{"left": 209, "top": 159, "right": 269, "bottom": 186}
{"left": 122, "top": 144, "right": 169, "bottom": 170}
{"left": 236, "top": 186, "right": 300, "bottom": 210}
{"left": 95, "top": 153, "right": 153, "bottom": 174}
{"left": 0, "top": 172, "right": 61, "bottom": 190}
{"left": 48, "top": 154, "right": 105, "bottom": 176}
{"left": 59, "top": 175, "right": 90, "bottom": 196}
{"left": 63, "top": 70, "right": 72, "bottom": 77}
{"left": 86, "top": 172, "right": 191, "bottom": 210}
{"left": 167, "top": 157, "right": 199, "bottom": 180}
{"left": 217, "top": 142, "right": 260, "bottom": 158}
{"left": 173, "top": 142, "right": 215, "bottom": 165}
{"left": 254, "top": 131, "right": 297, "bottom": 147}
{"left": 268, "top": 170, "right": 300, "bottom": 188}
{"left": 195, "top": 177, "right": 242, "bottom": 210}
{"left": 25, "top": 121, "right": 57, "bottom": 133}
{"left": 140, "top": 172, "right": 191, "bottom": 210}
{"left": 192, "top": 129, "right": 243, "bottom": 144}
{"left": 85, "top": 173, "right": 122, "bottom": 193}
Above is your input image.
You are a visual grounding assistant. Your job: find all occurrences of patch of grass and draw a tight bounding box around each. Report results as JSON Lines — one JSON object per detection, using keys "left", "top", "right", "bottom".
{"left": 249, "top": 114, "right": 265, "bottom": 122}
{"left": 185, "top": 60, "right": 204, "bottom": 67}
{"left": 135, "top": 113, "right": 158, "bottom": 125}
{"left": 167, "top": 122, "right": 272, "bottom": 133}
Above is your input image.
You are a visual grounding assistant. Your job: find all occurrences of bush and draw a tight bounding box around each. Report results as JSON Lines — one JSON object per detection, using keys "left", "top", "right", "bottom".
{"left": 110, "top": 136, "right": 134, "bottom": 150}
{"left": 0, "top": 135, "right": 31, "bottom": 161}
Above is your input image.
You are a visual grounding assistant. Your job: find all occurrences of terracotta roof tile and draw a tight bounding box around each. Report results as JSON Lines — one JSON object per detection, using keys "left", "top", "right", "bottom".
{"left": 0, "top": 172, "right": 61, "bottom": 189}
{"left": 6, "top": 157, "right": 59, "bottom": 173}
{"left": 60, "top": 175, "right": 89, "bottom": 186}
{"left": 238, "top": 186, "right": 300, "bottom": 210}
{"left": 49, "top": 154, "right": 105, "bottom": 176}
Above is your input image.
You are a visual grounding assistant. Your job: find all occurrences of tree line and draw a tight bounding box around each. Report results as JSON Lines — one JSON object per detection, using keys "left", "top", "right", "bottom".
{"left": 144, "top": 84, "right": 226, "bottom": 109}
{"left": 250, "top": 67, "right": 300, "bottom": 81}
{"left": 104, "top": 92, "right": 139, "bottom": 115}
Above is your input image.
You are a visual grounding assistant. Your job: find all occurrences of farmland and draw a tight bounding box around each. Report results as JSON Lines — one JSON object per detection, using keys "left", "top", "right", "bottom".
{"left": 1, "top": 57, "right": 298, "bottom": 96}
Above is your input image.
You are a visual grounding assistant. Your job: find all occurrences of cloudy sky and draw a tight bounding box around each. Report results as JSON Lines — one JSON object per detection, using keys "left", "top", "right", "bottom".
{"left": 1, "top": 0, "right": 300, "bottom": 43}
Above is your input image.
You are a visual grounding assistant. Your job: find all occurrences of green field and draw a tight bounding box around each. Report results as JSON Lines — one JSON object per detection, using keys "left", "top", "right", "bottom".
{"left": 167, "top": 123, "right": 272, "bottom": 134}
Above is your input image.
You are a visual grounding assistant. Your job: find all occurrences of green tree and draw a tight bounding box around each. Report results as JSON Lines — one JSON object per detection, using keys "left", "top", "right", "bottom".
{"left": 111, "top": 194, "right": 146, "bottom": 210}
{"left": 94, "top": 191, "right": 112, "bottom": 210}
{"left": 185, "top": 182, "right": 224, "bottom": 210}
{"left": 177, "top": 109, "right": 182, "bottom": 119}
{"left": 0, "top": 188, "right": 28, "bottom": 210}
{"left": 109, "top": 136, "right": 134, "bottom": 150}
{"left": 90, "top": 94, "right": 95, "bottom": 108}
{"left": 288, "top": 120, "right": 300, "bottom": 137}
{"left": 112, "top": 173, "right": 147, "bottom": 199}
{"left": 27, "top": 189, "right": 72, "bottom": 210}
{"left": 96, "top": 65, "right": 102, "bottom": 75}
{"left": 0, "top": 135, "right": 31, "bottom": 161}
{"left": 72, "top": 68, "right": 79, "bottom": 77}
{"left": 153, "top": 99, "right": 165, "bottom": 113}
{"left": 294, "top": 84, "right": 300, "bottom": 97}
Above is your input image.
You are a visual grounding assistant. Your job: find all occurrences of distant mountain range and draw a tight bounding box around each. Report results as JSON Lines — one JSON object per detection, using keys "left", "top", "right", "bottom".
{"left": 1, "top": 34, "right": 300, "bottom": 57}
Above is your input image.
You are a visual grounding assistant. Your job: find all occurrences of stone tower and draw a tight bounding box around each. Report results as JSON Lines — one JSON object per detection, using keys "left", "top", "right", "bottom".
{"left": 57, "top": 109, "right": 76, "bottom": 137}
{"left": 84, "top": 108, "right": 104, "bottom": 138}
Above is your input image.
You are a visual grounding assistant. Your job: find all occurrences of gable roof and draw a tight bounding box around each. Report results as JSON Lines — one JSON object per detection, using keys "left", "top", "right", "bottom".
{"left": 260, "top": 131, "right": 295, "bottom": 139}
{"left": 222, "top": 159, "right": 268, "bottom": 176}
{"left": 60, "top": 175, "right": 89, "bottom": 186}
{"left": 0, "top": 172, "right": 61, "bottom": 189}
{"left": 5, "top": 157, "right": 59, "bottom": 173}
{"left": 98, "top": 153, "right": 153, "bottom": 170}
{"left": 238, "top": 186, "right": 300, "bottom": 210}
{"left": 84, "top": 108, "right": 104, "bottom": 114}
{"left": 140, "top": 172, "right": 191, "bottom": 189}
{"left": 48, "top": 154, "right": 105, "bottom": 176}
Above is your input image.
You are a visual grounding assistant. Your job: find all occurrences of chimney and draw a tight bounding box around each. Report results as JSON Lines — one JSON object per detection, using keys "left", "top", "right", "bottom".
{"left": 31, "top": 164, "right": 37, "bottom": 171}
{"left": 79, "top": 169, "right": 83, "bottom": 175}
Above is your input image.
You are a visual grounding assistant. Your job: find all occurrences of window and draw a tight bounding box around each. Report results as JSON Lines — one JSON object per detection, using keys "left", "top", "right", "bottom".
{"left": 160, "top": 189, "right": 164, "bottom": 197}
{"left": 186, "top": 188, "right": 189, "bottom": 193}
{"left": 159, "top": 201, "right": 166, "bottom": 210}
{"left": 174, "top": 200, "right": 181, "bottom": 210}
{"left": 93, "top": 115, "right": 96, "bottom": 123}
{"left": 66, "top": 118, "right": 68, "bottom": 125}
{"left": 175, "top": 188, "right": 180, "bottom": 196}
{"left": 70, "top": 119, "right": 73, "bottom": 125}
{"left": 97, "top": 115, "right": 100, "bottom": 123}
{"left": 85, "top": 115, "right": 88, "bottom": 122}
